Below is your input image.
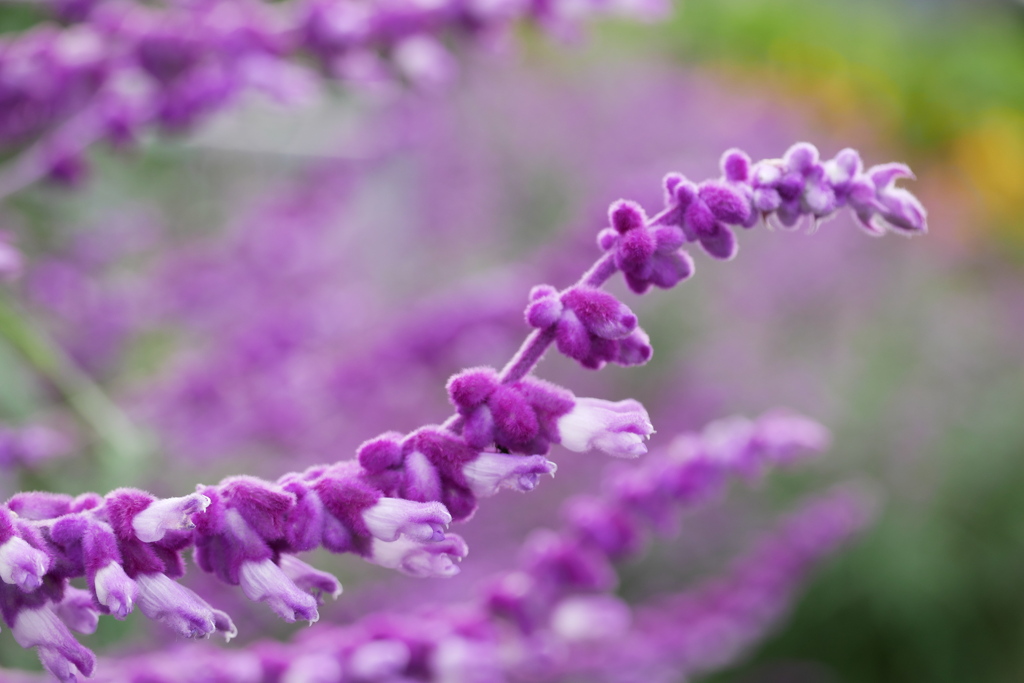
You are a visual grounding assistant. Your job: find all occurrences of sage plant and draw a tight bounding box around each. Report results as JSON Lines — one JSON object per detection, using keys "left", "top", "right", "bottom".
{"left": 0, "top": 138, "right": 925, "bottom": 681}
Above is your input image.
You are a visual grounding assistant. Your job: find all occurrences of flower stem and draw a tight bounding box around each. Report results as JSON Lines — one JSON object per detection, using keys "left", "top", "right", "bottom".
{"left": 0, "top": 290, "right": 152, "bottom": 477}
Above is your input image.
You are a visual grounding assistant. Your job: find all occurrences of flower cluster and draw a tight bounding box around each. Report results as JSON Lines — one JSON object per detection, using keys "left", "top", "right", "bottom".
{"left": 0, "top": 145, "right": 922, "bottom": 681}
{"left": 599, "top": 144, "right": 927, "bottom": 290}
{"left": 30, "top": 413, "right": 865, "bottom": 683}
{"left": 0, "top": 0, "right": 665, "bottom": 188}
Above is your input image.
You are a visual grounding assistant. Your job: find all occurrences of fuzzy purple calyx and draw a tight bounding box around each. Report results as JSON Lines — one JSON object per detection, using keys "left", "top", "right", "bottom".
{"left": 448, "top": 368, "right": 574, "bottom": 454}
{"left": 131, "top": 492, "right": 211, "bottom": 543}
{"left": 602, "top": 199, "right": 695, "bottom": 294}
{"left": 462, "top": 452, "right": 557, "bottom": 497}
{"left": 526, "top": 286, "right": 651, "bottom": 370}
{"left": 238, "top": 559, "right": 320, "bottom": 624}
{"left": 556, "top": 397, "right": 654, "bottom": 458}
{"left": 661, "top": 178, "right": 748, "bottom": 260}
{"left": 362, "top": 498, "right": 452, "bottom": 543}
{"left": 0, "top": 535, "right": 52, "bottom": 592}
{"left": 368, "top": 533, "right": 469, "bottom": 578}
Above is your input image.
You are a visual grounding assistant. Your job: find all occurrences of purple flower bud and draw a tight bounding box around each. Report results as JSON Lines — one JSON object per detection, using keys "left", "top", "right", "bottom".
{"left": 698, "top": 182, "right": 751, "bottom": 226}
{"left": 615, "top": 327, "right": 653, "bottom": 366}
{"left": 561, "top": 287, "right": 637, "bottom": 340}
{"left": 362, "top": 498, "right": 451, "bottom": 542}
{"left": 557, "top": 398, "right": 654, "bottom": 458}
{"left": 278, "top": 554, "right": 342, "bottom": 603}
{"left": 239, "top": 559, "right": 320, "bottom": 624}
{"left": 135, "top": 572, "right": 237, "bottom": 640}
{"left": 720, "top": 148, "right": 751, "bottom": 183}
{"left": 462, "top": 452, "right": 557, "bottom": 497}
{"left": 873, "top": 173, "right": 927, "bottom": 235}
{"left": 784, "top": 142, "right": 820, "bottom": 175}
{"left": 93, "top": 561, "right": 137, "bottom": 619}
{"left": 11, "top": 604, "right": 96, "bottom": 683}
{"left": 131, "top": 492, "right": 211, "bottom": 543}
{"left": 448, "top": 368, "right": 500, "bottom": 410}
{"left": 368, "top": 533, "right": 468, "bottom": 578}
{"left": 0, "top": 536, "right": 51, "bottom": 592}
{"left": 525, "top": 285, "right": 563, "bottom": 328}
{"left": 609, "top": 200, "right": 645, "bottom": 234}
{"left": 356, "top": 433, "right": 404, "bottom": 473}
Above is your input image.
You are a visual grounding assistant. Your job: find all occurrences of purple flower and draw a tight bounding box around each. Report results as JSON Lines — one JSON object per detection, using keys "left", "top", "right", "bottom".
{"left": 0, "top": 535, "right": 51, "bottom": 592}
{"left": 131, "top": 492, "right": 211, "bottom": 543}
{"left": 660, "top": 174, "right": 751, "bottom": 259}
{"left": 54, "top": 587, "right": 99, "bottom": 635}
{"left": 447, "top": 368, "right": 575, "bottom": 454}
{"left": 238, "top": 559, "right": 320, "bottom": 624}
{"left": 526, "top": 285, "right": 652, "bottom": 369}
{"left": 134, "top": 572, "right": 237, "bottom": 640}
{"left": 556, "top": 397, "right": 654, "bottom": 458}
{"left": 368, "top": 533, "right": 469, "bottom": 577}
{"left": 598, "top": 200, "right": 695, "bottom": 294}
{"left": 461, "top": 452, "right": 557, "bottom": 497}
{"left": 93, "top": 561, "right": 137, "bottom": 619}
{"left": 278, "top": 554, "right": 342, "bottom": 602}
{"left": 362, "top": 497, "right": 452, "bottom": 542}
{"left": 8, "top": 602, "right": 96, "bottom": 683}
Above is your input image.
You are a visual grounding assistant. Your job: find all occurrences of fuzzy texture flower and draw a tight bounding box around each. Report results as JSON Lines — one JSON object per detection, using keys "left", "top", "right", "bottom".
{"left": 43, "top": 416, "right": 864, "bottom": 683}
{"left": 0, "top": 146, "right": 922, "bottom": 680}
{"left": 0, "top": 0, "right": 664, "bottom": 191}
{"left": 447, "top": 368, "right": 575, "bottom": 454}
{"left": 526, "top": 285, "right": 652, "bottom": 369}
{"left": 556, "top": 398, "right": 654, "bottom": 458}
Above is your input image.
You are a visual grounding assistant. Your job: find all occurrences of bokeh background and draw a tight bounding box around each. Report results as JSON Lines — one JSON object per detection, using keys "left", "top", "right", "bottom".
{"left": 1, "top": 0, "right": 1023, "bottom": 681}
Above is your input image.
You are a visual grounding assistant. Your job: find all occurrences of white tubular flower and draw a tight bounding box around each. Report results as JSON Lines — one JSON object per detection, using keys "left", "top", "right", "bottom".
{"left": 238, "top": 559, "right": 320, "bottom": 625}
{"left": 557, "top": 397, "right": 654, "bottom": 458}
{"left": 12, "top": 604, "right": 95, "bottom": 683}
{"left": 462, "top": 453, "right": 557, "bottom": 497}
{"left": 0, "top": 535, "right": 51, "bottom": 592}
{"left": 368, "top": 533, "right": 469, "bottom": 578}
{"left": 362, "top": 498, "right": 452, "bottom": 543}
{"left": 135, "top": 572, "right": 237, "bottom": 641}
{"left": 131, "top": 493, "right": 211, "bottom": 543}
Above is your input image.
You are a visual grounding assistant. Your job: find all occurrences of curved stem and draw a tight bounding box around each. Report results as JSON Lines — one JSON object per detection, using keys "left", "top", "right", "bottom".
{"left": 0, "top": 290, "right": 152, "bottom": 477}
{"left": 443, "top": 252, "right": 623, "bottom": 435}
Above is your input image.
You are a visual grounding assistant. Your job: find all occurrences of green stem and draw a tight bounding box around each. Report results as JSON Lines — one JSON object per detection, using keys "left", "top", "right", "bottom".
{"left": 0, "top": 290, "right": 151, "bottom": 478}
